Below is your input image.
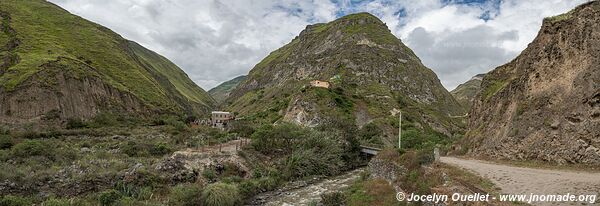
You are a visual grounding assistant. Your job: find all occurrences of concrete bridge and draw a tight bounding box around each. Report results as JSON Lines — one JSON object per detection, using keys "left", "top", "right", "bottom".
{"left": 360, "top": 145, "right": 383, "bottom": 155}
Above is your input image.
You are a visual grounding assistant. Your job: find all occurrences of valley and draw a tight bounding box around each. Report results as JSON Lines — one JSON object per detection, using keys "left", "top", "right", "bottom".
{"left": 1, "top": 0, "right": 599, "bottom": 206}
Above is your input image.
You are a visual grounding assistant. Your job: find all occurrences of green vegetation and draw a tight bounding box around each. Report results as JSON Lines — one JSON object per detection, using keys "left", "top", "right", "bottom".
{"left": 253, "top": 38, "right": 298, "bottom": 69}
{"left": 249, "top": 123, "right": 360, "bottom": 180}
{"left": 345, "top": 179, "right": 398, "bottom": 206}
{"left": 121, "top": 140, "right": 172, "bottom": 157}
{"left": 451, "top": 74, "right": 483, "bottom": 109}
{"left": 0, "top": 195, "right": 33, "bottom": 206}
{"left": 98, "top": 189, "right": 122, "bottom": 206}
{"left": 342, "top": 22, "right": 398, "bottom": 45}
{"left": 546, "top": 10, "right": 574, "bottom": 23}
{"left": 0, "top": 134, "right": 14, "bottom": 149}
{"left": 482, "top": 80, "right": 509, "bottom": 100}
{"left": 208, "top": 75, "right": 247, "bottom": 103}
{"left": 321, "top": 192, "right": 347, "bottom": 206}
{"left": 11, "top": 139, "right": 55, "bottom": 159}
{"left": 201, "top": 183, "right": 242, "bottom": 206}
{"left": 168, "top": 184, "right": 203, "bottom": 206}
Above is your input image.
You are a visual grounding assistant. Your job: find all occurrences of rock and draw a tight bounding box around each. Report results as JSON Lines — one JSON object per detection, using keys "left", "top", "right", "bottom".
{"left": 80, "top": 147, "right": 92, "bottom": 153}
{"left": 155, "top": 157, "right": 198, "bottom": 184}
{"left": 550, "top": 120, "right": 560, "bottom": 129}
{"left": 586, "top": 146, "right": 599, "bottom": 154}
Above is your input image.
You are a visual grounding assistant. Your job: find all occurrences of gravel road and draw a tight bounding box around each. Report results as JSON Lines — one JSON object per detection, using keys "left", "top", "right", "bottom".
{"left": 440, "top": 157, "right": 600, "bottom": 205}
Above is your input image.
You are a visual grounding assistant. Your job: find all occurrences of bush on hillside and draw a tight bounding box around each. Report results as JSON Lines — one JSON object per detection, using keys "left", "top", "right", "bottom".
{"left": 321, "top": 192, "right": 347, "bottom": 206}
{"left": 11, "top": 140, "right": 54, "bottom": 160}
{"left": 169, "top": 183, "right": 203, "bottom": 206}
{"left": 201, "top": 183, "right": 241, "bottom": 206}
{"left": 250, "top": 123, "right": 306, "bottom": 155}
{"left": 0, "top": 195, "right": 32, "bottom": 206}
{"left": 98, "top": 189, "right": 122, "bottom": 206}
{"left": 66, "top": 118, "right": 87, "bottom": 129}
{"left": 0, "top": 135, "right": 14, "bottom": 149}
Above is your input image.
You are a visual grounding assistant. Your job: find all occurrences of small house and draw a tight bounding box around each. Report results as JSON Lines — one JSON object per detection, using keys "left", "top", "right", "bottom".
{"left": 211, "top": 111, "right": 235, "bottom": 129}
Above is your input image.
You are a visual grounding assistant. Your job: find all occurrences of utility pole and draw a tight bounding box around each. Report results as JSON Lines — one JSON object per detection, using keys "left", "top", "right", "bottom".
{"left": 398, "top": 111, "right": 402, "bottom": 150}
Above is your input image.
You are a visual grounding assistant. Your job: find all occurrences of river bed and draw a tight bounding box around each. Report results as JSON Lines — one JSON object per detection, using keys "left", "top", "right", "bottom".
{"left": 248, "top": 168, "right": 366, "bottom": 206}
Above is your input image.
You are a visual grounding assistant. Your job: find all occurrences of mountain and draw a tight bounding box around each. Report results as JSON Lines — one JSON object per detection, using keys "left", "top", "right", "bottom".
{"left": 209, "top": 75, "right": 246, "bottom": 104}
{"left": 226, "top": 13, "right": 465, "bottom": 142}
{"left": 0, "top": 0, "right": 215, "bottom": 124}
{"left": 464, "top": 1, "right": 600, "bottom": 165}
{"left": 451, "top": 74, "right": 484, "bottom": 110}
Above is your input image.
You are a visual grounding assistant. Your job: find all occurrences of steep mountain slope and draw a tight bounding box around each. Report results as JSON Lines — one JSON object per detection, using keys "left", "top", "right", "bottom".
{"left": 464, "top": 1, "right": 600, "bottom": 165}
{"left": 227, "top": 13, "right": 465, "bottom": 142}
{"left": 209, "top": 75, "right": 246, "bottom": 104}
{"left": 0, "top": 0, "right": 215, "bottom": 123}
{"left": 451, "top": 74, "right": 484, "bottom": 110}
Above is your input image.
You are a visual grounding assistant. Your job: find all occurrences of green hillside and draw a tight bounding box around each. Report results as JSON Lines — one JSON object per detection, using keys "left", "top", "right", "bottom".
{"left": 209, "top": 75, "right": 247, "bottom": 104}
{"left": 227, "top": 13, "right": 465, "bottom": 145}
{"left": 0, "top": 0, "right": 214, "bottom": 121}
{"left": 450, "top": 74, "right": 484, "bottom": 110}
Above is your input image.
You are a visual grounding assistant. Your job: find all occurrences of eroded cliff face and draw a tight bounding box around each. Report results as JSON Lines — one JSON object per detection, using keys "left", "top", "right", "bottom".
{"left": 0, "top": 59, "right": 148, "bottom": 124}
{"left": 465, "top": 2, "right": 600, "bottom": 165}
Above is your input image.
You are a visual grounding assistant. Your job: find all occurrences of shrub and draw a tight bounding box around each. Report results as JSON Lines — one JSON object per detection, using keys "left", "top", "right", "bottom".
{"left": 115, "top": 179, "right": 157, "bottom": 201}
{"left": 0, "top": 195, "right": 32, "bottom": 206}
{"left": 250, "top": 123, "right": 306, "bottom": 155}
{"left": 278, "top": 132, "right": 345, "bottom": 180}
{"left": 321, "top": 192, "right": 346, "bottom": 206}
{"left": 358, "top": 123, "right": 382, "bottom": 141}
{"left": 121, "top": 141, "right": 144, "bottom": 157}
{"left": 98, "top": 189, "right": 122, "bottom": 206}
{"left": 42, "top": 198, "right": 70, "bottom": 206}
{"left": 164, "top": 116, "right": 188, "bottom": 134}
{"left": 169, "top": 184, "right": 203, "bottom": 206}
{"left": 0, "top": 135, "right": 14, "bottom": 149}
{"left": 238, "top": 179, "right": 258, "bottom": 197}
{"left": 90, "top": 112, "right": 119, "bottom": 127}
{"left": 201, "top": 183, "right": 241, "bottom": 206}
{"left": 202, "top": 169, "right": 217, "bottom": 182}
{"left": 257, "top": 177, "right": 279, "bottom": 192}
{"left": 11, "top": 140, "right": 54, "bottom": 159}
{"left": 149, "top": 143, "right": 172, "bottom": 156}
{"left": 66, "top": 118, "right": 87, "bottom": 129}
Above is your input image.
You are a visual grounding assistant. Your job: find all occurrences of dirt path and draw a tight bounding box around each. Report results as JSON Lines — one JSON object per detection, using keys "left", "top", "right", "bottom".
{"left": 441, "top": 157, "right": 600, "bottom": 205}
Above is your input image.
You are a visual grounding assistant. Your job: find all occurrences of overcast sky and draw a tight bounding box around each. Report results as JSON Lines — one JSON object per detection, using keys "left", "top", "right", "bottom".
{"left": 48, "top": 0, "right": 587, "bottom": 91}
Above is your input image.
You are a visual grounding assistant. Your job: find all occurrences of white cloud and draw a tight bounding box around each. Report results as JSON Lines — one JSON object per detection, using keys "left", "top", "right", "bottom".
{"left": 48, "top": 0, "right": 586, "bottom": 91}
{"left": 382, "top": 0, "right": 586, "bottom": 90}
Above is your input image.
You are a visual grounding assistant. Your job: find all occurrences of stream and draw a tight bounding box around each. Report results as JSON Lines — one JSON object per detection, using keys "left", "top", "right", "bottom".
{"left": 248, "top": 168, "right": 366, "bottom": 206}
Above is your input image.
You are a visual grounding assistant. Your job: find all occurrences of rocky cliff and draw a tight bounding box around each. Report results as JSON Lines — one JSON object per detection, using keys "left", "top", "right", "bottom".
{"left": 451, "top": 74, "right": 484, "bottom": 110}
{"left": 0, "top": 0, "right": 215, "bottom": 124}
{"left": 464, "top": 1, "right": 600, "bottom": 165}
{"left": 227, "top": 13, "right": 465, "bottom": 143}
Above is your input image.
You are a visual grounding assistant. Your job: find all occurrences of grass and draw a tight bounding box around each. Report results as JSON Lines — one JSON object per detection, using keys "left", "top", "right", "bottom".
{"left": 482, "top": 80, "right": 509, "bottom": 100}
{"left": 342, "top": 23, "right": 398, "bottom": 45}
{"left": 546, "top": 10, "right": 574, "bottom": 23}
{"left": 441, "top": 163, "right": 499, "bottom": 194}
{"left": 208, "top": 75, "right": 246, "bottom": 103}
{"left": 311, "top": 23, "right": 331, "bottom": 33}
{"left": 0, "top": 0, "right": 213, "bottom": 113}
{"left": 253, "top": 38, "right": 298, "bottom": 70}
{"left": 345, "top": 179, "right": 397, "bottom": 206}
